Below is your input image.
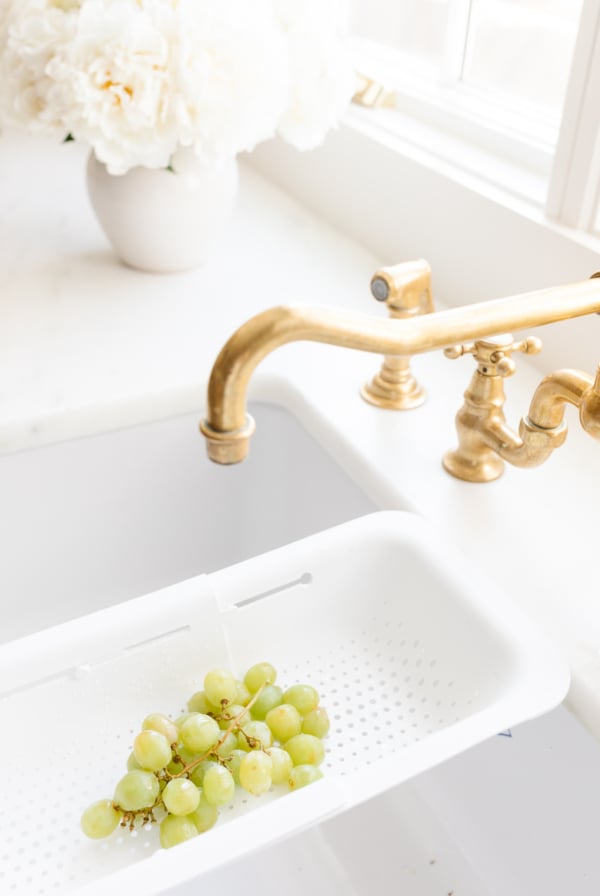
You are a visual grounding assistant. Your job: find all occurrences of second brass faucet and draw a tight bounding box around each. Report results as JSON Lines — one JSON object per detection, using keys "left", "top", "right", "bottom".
{"left": 442, "top": 333, "right": 600, "bottom": 481}
{"left": 199, "top": 261, "right": 600, "bottom": 482}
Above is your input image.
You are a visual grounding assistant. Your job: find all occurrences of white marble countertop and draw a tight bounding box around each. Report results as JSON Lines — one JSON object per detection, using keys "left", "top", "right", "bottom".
{"left": 3, "top": 132, "right": 600, "bottom": 740}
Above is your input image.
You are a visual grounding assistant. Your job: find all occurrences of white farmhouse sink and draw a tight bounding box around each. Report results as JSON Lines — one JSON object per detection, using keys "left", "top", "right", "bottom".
{"left": 0, "top": 401, "right": 376, "bottom": 643}
{"left": 1, "top": 398, "right": 600, "bottom": 896}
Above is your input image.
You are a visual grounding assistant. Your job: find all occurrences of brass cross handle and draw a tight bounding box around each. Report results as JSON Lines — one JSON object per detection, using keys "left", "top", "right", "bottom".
{"left": 444, "top": 334, "right": 542, "bottom": 377}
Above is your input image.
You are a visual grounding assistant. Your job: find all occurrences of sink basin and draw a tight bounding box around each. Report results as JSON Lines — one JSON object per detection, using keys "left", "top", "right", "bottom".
{"left": 0, "top": 401, "right": 376, "bottom": 642}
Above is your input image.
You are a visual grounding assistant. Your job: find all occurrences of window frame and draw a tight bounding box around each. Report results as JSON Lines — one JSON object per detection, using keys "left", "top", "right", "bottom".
{"left": 350, "top": 0, "right": 600, "bottom": 236}
{"left": 545, "top": 0, "right": 600, "bottom": 231}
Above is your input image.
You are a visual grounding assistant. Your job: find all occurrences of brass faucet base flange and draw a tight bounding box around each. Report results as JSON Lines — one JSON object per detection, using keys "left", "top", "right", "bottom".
{"left": 442, "top": 449, "right": 505, "bottom": 483}
{"left": 361, "top": 354, "right": 426, "bottom": 410}
{"left": 361, "top": 373, "right": 426, "bottom": 410}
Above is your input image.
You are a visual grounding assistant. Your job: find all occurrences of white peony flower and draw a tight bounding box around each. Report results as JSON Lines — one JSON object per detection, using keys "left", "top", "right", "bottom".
{"left": 273, "top": 0, "right": 355, "bottom": 150}
{"left": 0, "top": 0, "right": 353, "bottom": 173}
{"left": 0, "top": 1, "right": 78, "bottom": 134}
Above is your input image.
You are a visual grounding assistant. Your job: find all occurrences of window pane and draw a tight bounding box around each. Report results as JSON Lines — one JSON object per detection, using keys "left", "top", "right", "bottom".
{"left": 463, "top": 0, "right": 583, "bottom": 114}
{"left": 350, "top": 0, "right": 450, "bottom": 69}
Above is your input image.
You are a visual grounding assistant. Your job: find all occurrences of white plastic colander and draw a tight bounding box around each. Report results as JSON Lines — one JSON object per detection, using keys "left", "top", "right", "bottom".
{"left": 0, "top": 512, "right": 568, "bottom": 895}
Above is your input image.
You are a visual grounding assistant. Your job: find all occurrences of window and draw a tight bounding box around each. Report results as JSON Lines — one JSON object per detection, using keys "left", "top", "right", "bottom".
{"left": 349, "top": 0, "right": 600, "bottom": 235}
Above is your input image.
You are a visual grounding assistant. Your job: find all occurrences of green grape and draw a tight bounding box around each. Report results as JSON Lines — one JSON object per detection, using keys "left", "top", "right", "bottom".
{"left": 190, "top": 793, "right": 219, "bottom": 833}
{"left": 180, "top": 714, "right": 220, "bottom": 753}
{"left": 284, "top": 734, "right": 325, "bottom": 767}
{"left": 202, "top": 765, "right": 235, "bottom": 807}
{"left": 160, "top": 814, "right": 198, "bottom": 849}
{"left": 283, "top": 685, "right": 319, "bottom": 715}
{"left": 250, "top": 685, "right": 283, "bottom": 720}
{"left": 268, "top": 747, "right": 293, "bottom": 785}
{"left": 244, "top": 662, "right": 277, "bottom": 693}
{"left": 265, "top": 704, "right": 302, "bottom": 742}
{"left": 236, "top": 734, "right": 251, "bottom": 753}
{"left": 114, "top": 770, "right": 160, "bottom": 811}
{"left": 226, "top": 749, "right": 247, "bottom": 785}
{"left": 217, "top": 704, "right": 247, "bottom": 730}
{"left": 126, "top": 751, "right": 141, "bottom": 771}
{"left": 133, "top": 730, "right": 172, "bottom": 772}
{"left": 81, "top": 800, "right": 122, "bottom": 839}
{"left": 167, "top": 757, "right": 184, "bottom": 776}
{"left": 187, "top": 691, "right": 216, "bottom": 715}
{"left": 234, "top": 680, "right": 251, "bottom": 706}
{"left": 204, "top": 668, "right": 237, "bottom": 707}
{"left": 190, "top": 759, "right": 217, "bottom": 787}
{"left": 215, "top": 731, "right": 238, "bottom": 758}
{"left": 142, "top": 713, "right": 178, "bottom": 745}
{"left": 288, "top": 764, "right": 324, "bottom": 790}
{"left": 175, "top": 712, "right": 195, "bottom": 729}
{"left": 302, "top": 707, "right": 330, "bottom": 739}
{"left": 237, "top": 720, "right": 272, "bottom": 751}
{"left": 239, "top": 751, "right": 273, "bottom": 796}
{"left": 162, "top": 779, "right": 201, "bottom": 816}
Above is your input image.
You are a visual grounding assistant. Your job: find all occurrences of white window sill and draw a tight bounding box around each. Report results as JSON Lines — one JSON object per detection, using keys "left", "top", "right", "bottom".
{"left": 344, "top": 105, "right": 600, "bottom": 254}
{"left": 346, "top": 104, "right": 549, "bottom": 216}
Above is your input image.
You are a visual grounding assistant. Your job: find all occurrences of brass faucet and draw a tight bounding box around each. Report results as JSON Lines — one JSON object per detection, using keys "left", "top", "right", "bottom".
{"left": 199, "top": 265, "right": 600, "bottom": 480}
{"left": 443, "top": 334, "right": 600, "bottom": 481}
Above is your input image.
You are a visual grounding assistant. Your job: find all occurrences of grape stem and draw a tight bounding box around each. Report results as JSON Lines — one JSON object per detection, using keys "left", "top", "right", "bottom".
{"left": 168, "top": 682, "right": 267, "bottom": 779}
{"left": 117, "top": 796, "right": 163, "bottom": 830}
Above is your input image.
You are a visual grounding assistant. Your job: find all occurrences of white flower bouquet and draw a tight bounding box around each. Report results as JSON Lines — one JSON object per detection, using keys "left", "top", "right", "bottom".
{"left": 0, "top": 0, "right": 354, "bottom": 174}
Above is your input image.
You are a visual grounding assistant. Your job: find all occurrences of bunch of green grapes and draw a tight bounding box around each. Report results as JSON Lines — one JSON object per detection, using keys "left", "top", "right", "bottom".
{"left": 81, "top": 662, "right": 330, "bottom": 849}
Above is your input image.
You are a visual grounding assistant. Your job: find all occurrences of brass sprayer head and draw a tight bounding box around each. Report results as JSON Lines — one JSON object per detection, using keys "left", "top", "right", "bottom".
{"left": 362, "top": 259, "right": 434, "bottom": 410}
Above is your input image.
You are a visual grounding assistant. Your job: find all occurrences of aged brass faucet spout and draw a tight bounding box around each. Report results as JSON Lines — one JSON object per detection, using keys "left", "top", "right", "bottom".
{"left": 199, "top": 275, "right": 600, "bottom": 466}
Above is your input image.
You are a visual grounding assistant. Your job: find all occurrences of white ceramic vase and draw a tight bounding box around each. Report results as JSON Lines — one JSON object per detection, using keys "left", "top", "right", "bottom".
{"left": 87, "top": 148, "right": 238, "bottom": 273}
